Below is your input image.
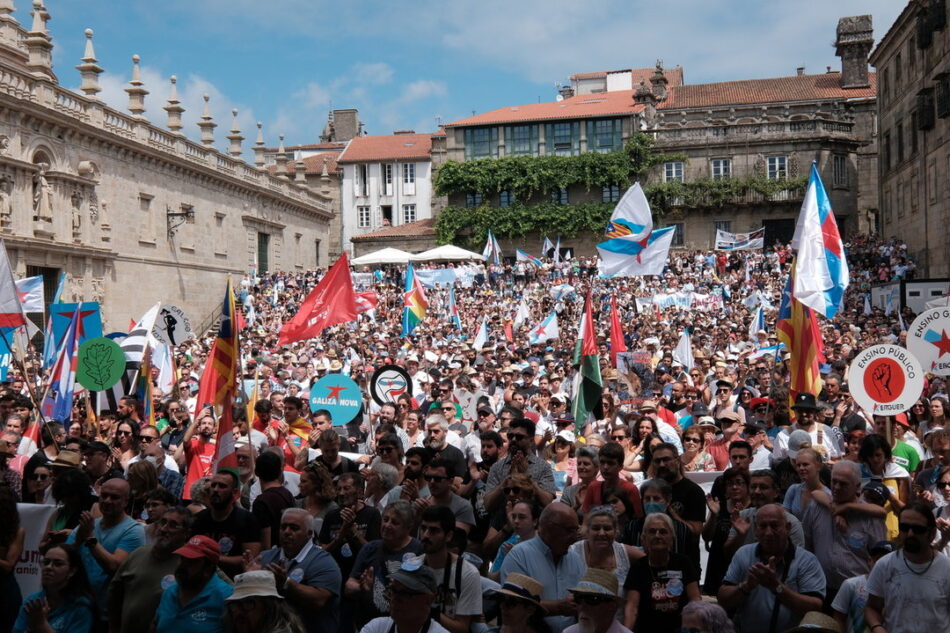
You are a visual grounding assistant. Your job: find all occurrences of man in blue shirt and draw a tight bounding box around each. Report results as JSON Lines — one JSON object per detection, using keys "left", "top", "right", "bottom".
{"left": 153, "top": 535, "right": 233, "bottom": 633}
{"left": 499, "top": 501, "right": 583, "bottom": 632}
{"left": 69, "top": 478, "right": 146, "bottom": 624}
{"left": 257, "top": 508, "right": 342, "bottom": 633}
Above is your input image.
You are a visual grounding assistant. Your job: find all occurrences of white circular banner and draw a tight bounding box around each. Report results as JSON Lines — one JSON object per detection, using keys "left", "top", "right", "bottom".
{"left": 151, "top": 304, "right": 195, "bottom": 346}
{"left": 907, "top": 307, "right": 950, "bottom": 376}
{"left": 849, "top": 344, "right": 924, "bottom": 416}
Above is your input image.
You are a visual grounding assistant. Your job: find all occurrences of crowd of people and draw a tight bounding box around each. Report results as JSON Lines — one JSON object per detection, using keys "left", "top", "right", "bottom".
{"left": 0, "top": 234, "right": 948, "bottom": 633}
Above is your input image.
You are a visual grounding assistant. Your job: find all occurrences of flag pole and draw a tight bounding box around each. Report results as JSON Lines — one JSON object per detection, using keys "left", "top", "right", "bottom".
{"left": 0, "top": 326, "right": 47, "bottom": 424}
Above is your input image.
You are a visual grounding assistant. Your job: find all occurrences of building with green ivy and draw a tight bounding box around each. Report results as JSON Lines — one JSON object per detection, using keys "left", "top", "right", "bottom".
{"left": 433, "top": 15, "right": 878, "bottom": 255}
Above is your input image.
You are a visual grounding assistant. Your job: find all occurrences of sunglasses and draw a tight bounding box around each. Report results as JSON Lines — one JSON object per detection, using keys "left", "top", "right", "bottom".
{"left": 116, "top": 430, "right": 133, "bottom": 436}
{"left": 31, "top": 473, "right": 49, "bottom": 481}
{"left": 683, "top": 437, "right": 701, "bottom": 443}
{"left": 572, "top": 593, "right": 615, "bottom": 606}
{"left": 441, "top": 407, "right": 455, "bottom": 412}
{"left": 898, "top": 522, "right": 929, "bottom": 535}
{"left": 503, "top": 487, "right": 526, "bottom": 495}
{"left": 717, "top": 388, "right": 730, "bottom": 394}
{"left": 684, "top": 394, "right": 697, "bottom": 400}
{"left": 424, "top": 474, "right": 448, "bottom": 483}
{"left": 937, "top": 481, "right": 950, "bottom": 489}
{"left": 140, "top": 436, "right": 158, "bottom": 443}
{"left": 507, "top": 433, "right": 527, "bottom": 442}
{"left": 377, "top": 446, "right": 395, "bottom": 454}
{"left": 611, "top": 435, "right": 627, "bottom": 441}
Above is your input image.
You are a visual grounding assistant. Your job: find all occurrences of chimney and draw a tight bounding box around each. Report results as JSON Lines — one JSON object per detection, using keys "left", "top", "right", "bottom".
{"left": 796, "top": 66, "right": 805, "bottom": 76}
{"left": 650, "top": 60, "right": 668, "bottom": 101}
{"left": 559, "top": 84, "right": 575, "bottom": 100}
{"left": 835, "top": 15, "right": 873, "bottom": 89}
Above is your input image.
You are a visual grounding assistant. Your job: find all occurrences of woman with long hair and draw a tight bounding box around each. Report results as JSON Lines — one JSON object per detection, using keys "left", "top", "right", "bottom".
{"left": 680, "top": 428, "right": 717, "bottom": 473}
{"left": 487, "top": 500, "right": 539, "bottom": 581}
{"left": 782, "top": 448, "right": 829, "bottom": 521}
{"left": 24, "top": 464, "right": 52, "bottom": 504}
{"left": 859, "top": 433, "right": 909, "bottom": 539}
{"left": 0, "top": 487, "right": 25, "bottom": 633}
{"left": 296, "top": 461, "right": 338, "bottom": 536}
{"left": 42, "top": 469, "right": 96, "bottom": 548}
{"left": 702, "top": 467, "right": 750, "bottom": 595}
{"left": 224, "top": 570, "right": 304, "bottom": 633}
{"left": 909, "top": 397, "right": 932, "bottom": 434}
{"left": 126, "top": 461, "right": 160, "bottom": 522}
{"left": 373, "top": 433, "right": 404, "bottom": 479}
{"left": 13, "top": 544, "right": 94, "bottom": 633}
{"left": 403, "top": 409, "right": 425, "bottom": 449}
{"left": 111, "top": 421, "right": 139, "bottom": 471}
{"left": 547, "top": 431, "right": 576, "bottom": 493}
{"left": 925, "top": 396, "right": 948, "bottom": 437}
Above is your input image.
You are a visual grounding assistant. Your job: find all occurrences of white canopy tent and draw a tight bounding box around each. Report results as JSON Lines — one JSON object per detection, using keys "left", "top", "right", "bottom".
{"left": 350, "top": 247, "right": 414, "bottom": 266}
{"left": 410, "top": 244, "right": 485, "bottom": 262}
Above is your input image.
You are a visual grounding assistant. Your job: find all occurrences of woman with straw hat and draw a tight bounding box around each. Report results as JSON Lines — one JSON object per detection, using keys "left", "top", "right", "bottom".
{"left": 224, "top": 570, "right": 304, "bottom": 633}
{"left": 487, "top": 572, "right": 551, "bottom": 633}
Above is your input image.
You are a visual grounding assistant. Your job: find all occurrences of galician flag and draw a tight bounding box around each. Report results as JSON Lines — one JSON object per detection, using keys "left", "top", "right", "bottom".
{"left": 553, "top": 236, "right": 561, "bottom": 263}
{"left": 597, "top": 226, "right": 675, "bottom": 277}
{"left": 514, "top": 299, "right": 530, "bottom": 327}
{"left": 792, "top": 163, "right": 849, "bottom": 319}
{"left": 472, "top": 315, "right": 489, "bottom": 350}
{"left": 516, "top": 250, "right": 543, "bottom": 267}
{"left": 15, "top": 276, "right": 44, "bottom": 313}
{"left": 41, "top": 304, "right": 81, "bottom": 423}
{"left": 748, "top": 305, "right": 766, "bottom": 342}
{"left": 448, "top": 286, "right": 462, "bottom": 330}
{"left": 542, "top": 236, "right": 555, "bottom": 257}
{"left": 603, "top": 182, "right": 652, "bottom": 241}
{"left": 528, "top": 312, "right": 559, "bottom": 345}
{"left": 482, "top": 230, "right": 502, "bottom": 265}
{"left": 673, "top": 329, "right": 694, "bottom": 370}
{"left": 571, "top": 291, "right": 602, "bottom": 432}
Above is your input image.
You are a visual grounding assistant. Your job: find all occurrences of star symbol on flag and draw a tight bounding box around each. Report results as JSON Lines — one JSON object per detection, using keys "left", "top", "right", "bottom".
{"left": 325, "top": 384, "right": 347, "bottom": 400}
{"left": 634, "top": 236, "right": 649, "bottom": 264}
{"left": 53, "top": 308, "right": 98, "bottom": 339}
{"left": 930, "top": 329, "right": 950, "bottom": 357}
{"left": 533, "top": 324, "right": 547, "bottom": 337}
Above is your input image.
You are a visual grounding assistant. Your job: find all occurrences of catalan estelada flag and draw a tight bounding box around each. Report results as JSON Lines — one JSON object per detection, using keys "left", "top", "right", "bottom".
{"left": 401, "top": 264, "right": 427, "bottom": 337}
{"left": 195, "top": 276, "right": 239, "bottom": 469}
{"left": 777, "top": 265, "right": 824, "bottom": 407}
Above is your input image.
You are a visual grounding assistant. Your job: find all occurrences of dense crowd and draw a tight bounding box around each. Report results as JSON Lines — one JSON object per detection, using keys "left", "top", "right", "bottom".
{"left": 0, "top": 234, "right": 947, "bottom": 633}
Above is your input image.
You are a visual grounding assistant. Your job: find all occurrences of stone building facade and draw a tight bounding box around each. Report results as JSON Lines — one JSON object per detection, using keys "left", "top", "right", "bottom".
{"left": 0, "top": 2, "right": 332, "bottom": 330}
{"left": 441, "top": 15, "right": 878, "bottom": 253}
{"left": 870, "top": 0, "right": 950, "bottom": 277}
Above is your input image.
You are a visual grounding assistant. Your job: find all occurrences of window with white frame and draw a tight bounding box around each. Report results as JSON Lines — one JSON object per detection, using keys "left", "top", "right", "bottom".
{"left": 357, "top": 206, "right": 371, "bottom": 228}
{"left": 833, "top": 154, "right": 848, "bottom": 187}
{"left": 711, "top": 158, "right": 731, "bottom": 180}
{"left": 602, "top": 185, "right": 621, "bottom": 202}
{"left": 664, "top": 161, "right": 684, "bottom": 182}
{"left": 402, "top": 163, "right": 416, "bottom": 196}
{"left": 402, "top": 204, "right": 416, "bottom": 223}
{"left": 383, "top": 164, "right": 393, "bottom": 196}
{"left": 767, "top": 156, "right": 788, "bottom": 180}
{"left": 357, "top": 164, "right": 369, "bottom": 197}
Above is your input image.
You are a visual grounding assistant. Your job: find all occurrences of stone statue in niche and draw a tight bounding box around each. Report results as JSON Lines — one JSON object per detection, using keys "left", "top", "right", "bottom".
{"left": 0, "top": 136, "right": 9, "bottom": 155}
{"left": 88, "top": 191, "right": 99, "bottom": 223}
{"left": 0, "top": 175, "right": 12, "bottom": 224}
{"left": 32, "top": 163, "right": 53, "bottom": 221}
{"left": 71, "top": 189, "right": 83, "bottom": 234}
{"left": 90, "top": 278, "right": 103, "bottom": 304}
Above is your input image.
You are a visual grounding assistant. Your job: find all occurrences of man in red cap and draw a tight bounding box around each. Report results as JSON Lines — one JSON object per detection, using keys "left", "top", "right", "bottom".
{"left": 153, "top": 535, "right": 233, "bottom": 633}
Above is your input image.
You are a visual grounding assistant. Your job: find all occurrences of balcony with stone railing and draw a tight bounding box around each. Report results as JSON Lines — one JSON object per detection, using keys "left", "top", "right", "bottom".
{"left": 651, "top": 118, "right": 855, "bottom": 146}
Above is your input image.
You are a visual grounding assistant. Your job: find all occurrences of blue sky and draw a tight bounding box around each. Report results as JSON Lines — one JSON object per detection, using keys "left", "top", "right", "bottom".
{"left": 41, "top": 1, "right": 903, "bottom": 155}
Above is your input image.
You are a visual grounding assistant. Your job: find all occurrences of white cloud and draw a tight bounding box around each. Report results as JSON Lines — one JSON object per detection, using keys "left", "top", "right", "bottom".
{"left": 397, "top": 80, "right": 448, "bottom": 104}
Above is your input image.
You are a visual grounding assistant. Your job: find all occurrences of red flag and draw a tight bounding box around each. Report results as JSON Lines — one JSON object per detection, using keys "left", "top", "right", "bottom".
{"left": 235, "top": 309, "right": 247, "bottom": 331}
{"left": 354, "top": 291, "right": 379, "bottom": 314}
{"left": 278, "top": 254, "right": 357, "bottom": 346}
{"left": 609, "top": 294, "right": 627, "bottom": 367}
{"left": 504, "top": 319, "right": 513, "bottom": 342}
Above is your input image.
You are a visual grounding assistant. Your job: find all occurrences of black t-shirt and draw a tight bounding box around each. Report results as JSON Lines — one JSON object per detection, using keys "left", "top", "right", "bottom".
{"left": 250, "top": 485, "right": 295, "bottom": 544}
{"left": 192, "top": 506, "right": 262, "bottom": 574}
{"left": 316, "top": 454, "right": 361, "bottom": 478}
{"left": 425, "top": 443, "right": 468, "bottom": 480}
{"left": 318, "top": 504, "right": 382, "bottom": 579}
{"left": 667, "top": 477, "right": 705, "bottom": 565}
{"left": 624, "top": 552, "right": 699, "bottom": 633}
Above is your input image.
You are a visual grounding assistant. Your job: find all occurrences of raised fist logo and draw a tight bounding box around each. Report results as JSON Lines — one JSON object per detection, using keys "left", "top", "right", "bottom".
{"left": 872, "top": 363, "right": 893, "bottom": 396}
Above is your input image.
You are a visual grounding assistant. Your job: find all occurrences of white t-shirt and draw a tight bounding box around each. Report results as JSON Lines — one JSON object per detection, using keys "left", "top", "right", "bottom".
{"left": 359, "top": 618, "right": 451, "bottom": 633}
{"left": 832, "top": 574, "right": 869, "bottom": 633}
{"left": 428, "top": 557, "right": 483, "bottom": 619}
{"left": 865, "top": 550, "right": 950, "bottom": 633}
{"left": 773, "top": 424, "right": 842, "bottom": 461}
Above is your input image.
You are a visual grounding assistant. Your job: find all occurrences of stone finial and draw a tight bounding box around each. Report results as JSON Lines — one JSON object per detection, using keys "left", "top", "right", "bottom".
{"left": 321, "top": 156, "right": 329, "bottom": 177}
{"left": 124, "top": 54, "right": 149, "bottom": 118}
{"left": 253, "top": 121, "right": 265, "bottom": 167}
{"left": 25, "top": 0, "right": 53, "bottom": 79}
{"left": 197, "top": 93, "right": 217, "bottom": 147}
{"left": 650, "top": 59, "right": 668, "bottom": 101}
{"left": 0, "top": 1, "right": 15, "bottom": 19}
{"left": 294, "top": 159, "right": 307, "bottom": 182}
{"left": 227, "top": 108, "right": 244, "bottom": 157}
{"left": 274, "top": 134, "right": 289, "bottom": 179}
{"left": 163, "top": 75, "right": 184, "bottom": 133}
{"left": 75, "top": 28, "right": 103, "bottom": 98}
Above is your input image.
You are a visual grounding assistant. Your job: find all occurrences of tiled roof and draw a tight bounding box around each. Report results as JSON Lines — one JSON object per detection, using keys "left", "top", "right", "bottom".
{"left": 444, "top": 90, "right": 645, "bottom": 128}
{"left": 263, "top": 141, "right": 346, "bottom": 152}
{"left": 571, "top": 66, "right": 685, "bottom": 89}
{"left": 660, "top": 72, "right": 877, "bottom": 109}
{"left": 351, "top": 217, "right": 436, "bottom": 241}
{"left": 265, "top": 152, "right": 341, "bottom": 176}
{"left": 337, "top": 133, "right": 433, "bottom": 164}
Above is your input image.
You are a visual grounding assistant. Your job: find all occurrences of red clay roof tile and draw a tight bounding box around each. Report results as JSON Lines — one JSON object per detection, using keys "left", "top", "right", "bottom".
{"left": 351, "top": 217, "right": 436, "bottom": 241}
{"left": 660, "top": 72, "right": 876, "bottom": 109}
{"left": 337, "top": 133, "right": 433, "bottom": 163}
{"left": 444, "top": 90, "right": 645, "bottom": 128}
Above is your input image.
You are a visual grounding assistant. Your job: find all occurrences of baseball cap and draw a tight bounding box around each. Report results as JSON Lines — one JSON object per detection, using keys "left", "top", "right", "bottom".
{"left": 388, "top": 564, "right": 438, "bottom": 595}
{"left": 716, "top": 410, "right": 741, "bottom": 425}
{"left": 786, "top": 430, "right": 813, "bottom": 459}
{"left": 555, "top": 430, "right": 576, "bottom": 444}
{"left": 173, "top": 535, "right": 220, "bottom": 564}
{"left": 869, "top": 540, "right": 896, "bottom": 557}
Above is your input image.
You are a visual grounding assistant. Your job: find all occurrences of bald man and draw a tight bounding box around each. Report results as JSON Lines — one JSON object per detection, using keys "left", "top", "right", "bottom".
{"left": 499, "top": 501, "right": 584, "bottom": 631}
{"left": 70, "top": 478, "right": 147, "bottom": 624}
